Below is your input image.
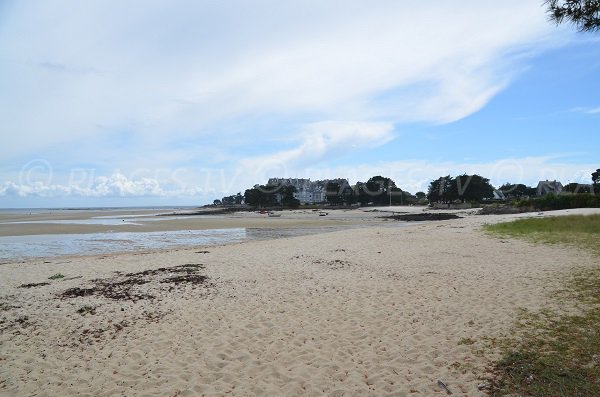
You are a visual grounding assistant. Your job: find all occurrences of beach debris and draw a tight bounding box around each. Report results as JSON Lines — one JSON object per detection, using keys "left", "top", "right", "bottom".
{"left": 77, "top": 305, "right": 97, "bottom": 315}
{"left": 0, "top": 300, "right": 18, "bottom": 311}
{"left": 196, "top": 250, "right": 210, "bottom": 254}
{"left": 62, "top": 275, "right": 83, "bottom": 281}
{"left": 60, "top": 264, "right": 211, "bottom": 302}
{"left": 62, "top": 279, "right": 153, "bottom": 301}
{"left": 48, "top": 273, "right": 65, "bottom": 280}
{"left": 19, "top": 282, "right": 50, "bottom": 288}
{"left": 160, "top": 274, "right": 208, "bottom": 285}
{"left": 478, "top": 205, "right": 522, "bottom": 215}
{"left": 125, "top": 264, "right": 204, "bottom": 277}
{"left": 385, "top": 213, "right": 461, "bottom": 222}
{"left": 437, "top": 379, "right": 453, "bottom": 395}
{"left": 312, "top": 258, "right": 352, "bottom": 270}
{"left": 1, "top": 314, "right": 33, "bottom": 332}
{"left": 77, "top": 320, "right": 129, "bottom": 345}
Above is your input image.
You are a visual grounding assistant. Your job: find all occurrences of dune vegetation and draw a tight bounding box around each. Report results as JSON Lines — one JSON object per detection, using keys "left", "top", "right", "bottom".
{"left": 485, "top": 215, "right": 600, "bottom": 396}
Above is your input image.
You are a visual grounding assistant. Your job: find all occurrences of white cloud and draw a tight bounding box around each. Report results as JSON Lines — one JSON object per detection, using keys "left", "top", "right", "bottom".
{"left": 3, "top": 1, "right": 591, "bottom": 209}
{"left": 0, "top": 173, "right": 167, "bottom": 198}
{"left": 2, "top": 156, "right": 595, "bottom": 202}
{"left": 239, "top": 121, "right": 395, "bottom": 181}
{"left": 0, "top": 0, "right": 559, "bottom": 163}
{"left": 572, "top": 106, "right": 600, "bottom": 115}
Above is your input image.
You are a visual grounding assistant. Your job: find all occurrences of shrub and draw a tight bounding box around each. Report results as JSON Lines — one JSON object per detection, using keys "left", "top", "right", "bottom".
{"left": 515, "top": 193, "right": 600, "bottom": 211}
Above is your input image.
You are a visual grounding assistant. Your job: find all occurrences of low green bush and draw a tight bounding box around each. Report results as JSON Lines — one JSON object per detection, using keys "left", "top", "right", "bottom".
{"left": 514, "top": 193, "right": 600, "bottom": 211}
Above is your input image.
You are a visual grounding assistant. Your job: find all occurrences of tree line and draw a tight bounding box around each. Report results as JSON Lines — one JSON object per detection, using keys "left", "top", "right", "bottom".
{"left": 213, "top": 168, "right": 599, "bottom": 208}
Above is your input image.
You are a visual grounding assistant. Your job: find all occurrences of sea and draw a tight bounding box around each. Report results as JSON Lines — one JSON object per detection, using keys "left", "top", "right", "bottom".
{"left": 0, "top": 207, "right": 355, "bottom": 262}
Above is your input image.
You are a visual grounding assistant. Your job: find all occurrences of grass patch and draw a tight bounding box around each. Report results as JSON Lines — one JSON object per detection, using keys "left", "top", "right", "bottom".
{"left": 485, "top": 215, "right": 600, "bottom": 396}
{"left": 48, "top": 273, "right": 65, "bottom": 280}
{"left": 484, "top": 214, "right": 600, "bottom": 256}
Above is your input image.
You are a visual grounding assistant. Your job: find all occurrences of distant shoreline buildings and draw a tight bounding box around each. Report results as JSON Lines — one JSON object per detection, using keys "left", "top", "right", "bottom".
{"left": 214, "top": 171, "right": 599, "bottom": 208}
{"left": 267, "top": 177, "right": 352, "bottom": 204}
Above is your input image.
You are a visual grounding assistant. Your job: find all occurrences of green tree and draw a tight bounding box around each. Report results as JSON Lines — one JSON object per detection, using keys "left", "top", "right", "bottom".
{"left": 221, "top": 195, "right": 235, "bottom": 205}
{"left": 427, "top": 175, "right": 455, "bottom": 203}
{"left": 390, "top": 188, "right": 414, "bottom": 205}
{"left": 357, "top": 176, "right": 400, "bottom": 205}
{"left": 244, "top": 185, "right": 279, "bottom": 208}
{"left": 341, "top": 184, "right": 356, "bottom": 205}
{"left": 235, "top": 192, "right": 243, "bottom": 205}
{"left": 325, "top": 181, "right": 343, "bottom": 205}
{"left": 499, "top": 183, "right": 533, "bottom": 199}
{"left": 415, "top": 192, "right": 426, "bottom": 200}
{"left": 544, "top": 0, "right": 600, "bottom": 32}
{"left": 279, "top": 185, "right": 299, "bottom": 208}
{"left": 592, "top": 168, "right": 600, "bottom": 194}
{"left": 244, "top": 187, "right": 261, "bottom": 207}
{"left": 450, "top": 174, "right": 494, "bottom": 202}
{"left": 428, "top": 174, "right": 494, "bottom": 203}
{"left": 564, "top": 182, "right": 592, "bottom": 193}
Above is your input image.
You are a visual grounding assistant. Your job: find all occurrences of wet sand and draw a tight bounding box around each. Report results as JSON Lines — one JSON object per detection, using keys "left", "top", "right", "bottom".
{"left": 0, "top": 208, "right": 388, "bottom": 237}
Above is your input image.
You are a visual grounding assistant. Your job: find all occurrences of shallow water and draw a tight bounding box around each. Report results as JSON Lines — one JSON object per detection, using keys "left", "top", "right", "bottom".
{"left": 0, "top": 225, "right": 364, "bottom": 262}
{"left": 0, "top": 228, "right": 248, "bottom": 261}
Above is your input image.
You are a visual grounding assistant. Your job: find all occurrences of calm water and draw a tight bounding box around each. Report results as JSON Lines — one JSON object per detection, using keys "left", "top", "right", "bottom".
{"left": 0, "top": 206, "right": 410, "bottom": 262}
{"left": 0, "top": 225, "right": 358, "bottom": 262}
{"left": 0, "top": 228, "right": 247, "bottom": 261}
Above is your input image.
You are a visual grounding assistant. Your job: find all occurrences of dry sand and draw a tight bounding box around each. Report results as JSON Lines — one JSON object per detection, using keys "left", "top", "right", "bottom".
{"left": 1, "top": 208, "right": 599, "bottom": 396}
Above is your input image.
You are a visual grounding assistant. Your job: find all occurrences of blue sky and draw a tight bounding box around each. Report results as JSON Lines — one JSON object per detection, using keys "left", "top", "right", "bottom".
{"left": 0, "top": 1, "right": 598, "bottom": 208}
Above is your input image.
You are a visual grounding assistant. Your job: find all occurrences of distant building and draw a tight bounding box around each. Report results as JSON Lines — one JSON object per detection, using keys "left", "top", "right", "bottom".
{"left": 267, "top": 177, "right": 351, "bottom": 204}
{"left": 492, "top": 189, "right": 506, "bottom": 200}
{"left": 536, "top": 180, "right": 563, "bottom": 196}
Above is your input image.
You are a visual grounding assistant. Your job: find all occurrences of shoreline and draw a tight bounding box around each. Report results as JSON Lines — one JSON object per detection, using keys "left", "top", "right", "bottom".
{"left": 0, "top": 208, "right": 384, "bottom": 237}
{"left": 1, "top": 206, "right": 598, "bottom": 264}
{"left": 1, "top": 209, "right": 599, "bottom": 395}
{"left": 0, "top": 208, "right": 402, "bottom": 262}
{"left": 0, "top": 223, "right": 381, "bottom": 265}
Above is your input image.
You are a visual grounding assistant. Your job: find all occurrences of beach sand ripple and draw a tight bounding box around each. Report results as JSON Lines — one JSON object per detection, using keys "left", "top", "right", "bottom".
{"left": 1, "top": 209, "right": 598, "bottom": 395}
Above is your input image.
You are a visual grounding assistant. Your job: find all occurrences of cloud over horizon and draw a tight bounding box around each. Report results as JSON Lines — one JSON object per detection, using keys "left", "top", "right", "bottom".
{"left": 1, "top": 1, "right": 596, "bottom": 207}
{"left": 1, "top": 156, "right": 596, "bottom": 206}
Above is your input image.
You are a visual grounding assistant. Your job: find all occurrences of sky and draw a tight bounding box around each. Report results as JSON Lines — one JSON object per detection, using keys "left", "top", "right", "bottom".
{"left": 0, "top": 0, "right": 598, "bottom": 208}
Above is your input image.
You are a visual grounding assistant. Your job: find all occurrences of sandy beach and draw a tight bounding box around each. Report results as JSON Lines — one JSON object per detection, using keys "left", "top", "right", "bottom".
{"left": 1, "top": 208, "right": 599, "bottom": 396}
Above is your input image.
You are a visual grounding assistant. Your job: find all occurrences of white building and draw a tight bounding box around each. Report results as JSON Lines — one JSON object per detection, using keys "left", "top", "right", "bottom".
{"left": 267, "top": 178, "right": 350, "bottom": 204}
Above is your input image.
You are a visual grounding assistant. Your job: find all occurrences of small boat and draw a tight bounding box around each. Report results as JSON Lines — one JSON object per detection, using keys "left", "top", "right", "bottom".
{"left": 268, "top": 212, "right": 281, "bottom": 217}
{"left": 319, "top": 212, "right": 328, "bottom": 216}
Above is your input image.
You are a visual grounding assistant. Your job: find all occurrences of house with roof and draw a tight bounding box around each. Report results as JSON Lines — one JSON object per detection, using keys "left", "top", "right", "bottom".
{"left": 536, "top": 180, "right": 563, "bottom": 196}
{"left": 267, "top": 177, "right": 350, "bottom": 204}
{"left": 492, "top": 189, "right": 506, "bottom": 200}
